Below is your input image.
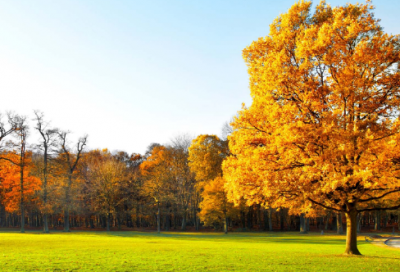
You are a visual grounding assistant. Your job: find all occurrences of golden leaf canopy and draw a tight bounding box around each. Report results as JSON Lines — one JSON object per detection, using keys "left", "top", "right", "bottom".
{"left": 223, "top": 0, "right": 400, "bottom": 214}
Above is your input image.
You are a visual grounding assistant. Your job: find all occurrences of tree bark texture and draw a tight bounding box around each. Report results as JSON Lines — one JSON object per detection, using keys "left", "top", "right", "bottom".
{"left": 224, "top": 213, "right": 228, "bottom": 234}
{"left": 344, "top": 209, "right": 361, "bottom": 255}
{"left": 20, "top": 166, "right": 25, "bottom": 233}
{"left": 157, "top": 202, "right": 160, "bottom": 233}
{"left": 300, "top": 213, "right": 307, "bottom": 233}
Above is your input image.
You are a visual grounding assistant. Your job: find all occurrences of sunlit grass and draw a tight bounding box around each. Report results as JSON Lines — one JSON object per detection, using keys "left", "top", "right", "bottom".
{"left": 0, "top": 230, "right": 399, "bottom": 271}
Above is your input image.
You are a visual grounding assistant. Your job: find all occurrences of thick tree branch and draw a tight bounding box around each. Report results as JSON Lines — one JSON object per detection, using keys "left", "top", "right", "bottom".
{"left": 307, "top": 197, "right": 342, "bottom": 212}
{"left": 358, "top": 189, "right": 400, "bottom": 203}
{"left": 359, "top": 204, "right": 400, "bottom": 212}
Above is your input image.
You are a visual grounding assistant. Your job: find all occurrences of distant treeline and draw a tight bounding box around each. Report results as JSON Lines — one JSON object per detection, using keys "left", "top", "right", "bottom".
{"left": 0, "top": 111, "right": 398, "bottom": 233}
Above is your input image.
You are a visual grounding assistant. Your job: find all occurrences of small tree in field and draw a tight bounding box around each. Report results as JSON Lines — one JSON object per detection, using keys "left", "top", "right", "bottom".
{"left": 223, "top": 1, "right": 400, "bottom": 255}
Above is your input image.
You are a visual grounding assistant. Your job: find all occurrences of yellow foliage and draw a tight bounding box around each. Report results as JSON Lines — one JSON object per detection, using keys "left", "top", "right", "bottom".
{"left": 223, "top": 1, "right": 400, "bottom": 215}
{"left": 188, "top": 134, "right": 228, "bottom": 183}
{"left": 199, "top": 177, "right": 239, "bottom": 227}
{"left": 140, "top": 146, "right": 171, "bottom": 203}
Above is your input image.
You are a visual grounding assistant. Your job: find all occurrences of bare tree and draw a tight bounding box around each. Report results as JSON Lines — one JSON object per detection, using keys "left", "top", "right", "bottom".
{"left": 0, "top": 112, "right": 19, "bottom": 152}
{"left": 34, "top": 111, "right": 59, "bottom": 233}
{"left": 170, "top": 134, "right": 192, "bottom": 152}
{"left": 15, "top": 117, "right": 29, "bottom": 233}
{"left": 144, "top": 143, "right": 161, "bottom": 158}
{"left": 58, "top": 131, "right": 87, "bottom": 232}
{"left": 221, "top": 119, "right": 234, "bottom": 141}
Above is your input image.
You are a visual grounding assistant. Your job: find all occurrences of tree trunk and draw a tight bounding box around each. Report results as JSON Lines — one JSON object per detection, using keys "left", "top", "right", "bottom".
{"left": 20, "top": 167, "right": 25, "bottom": 233}
{"left": 263, "top": 209, "right": 269, "bottom": 231}
{"left": 317, "top": 217, "right": 322, "bottom": 230}
{"left": 224, "top": 212, "right": 228, "bottom": 234}
{"left": 247, "top": 208, "right": 253, "bottom": 230}
{"left": 136, "top": 205, "right": 140, "bottom": 228}
{"left": 172, "top": 207, "right": 176, "bottom": 230}
{"left": 88, "top": 215, "right": 94, "bottom": 229}
{"left": 0, "top": 207, "right": 4, "bottom": 227}
{"left": 43, "top": 214, "right": 49, "bottom": 233}
{"left": 106, "top": 211, "right": 111, "bottom": 231}
{"left": 337, "top": 212, "right": 344, "bottom": 234}
{"left": 193, "top": 207, "right": 198, "bottom": 231}
{"left": 268, "top": 208, "right": 273, "bottom": 231}
{"left": 280, "top": 210, "right": 285, "bottom": 231}
{"left": 64, "top": 209, "right": 70, "bottom": 232}
{"left": 64, "top": 174, "right": 72, "bottom": 232}
{"left": 29, "top": 211, "right": 33, "bottom": 227}
{"left": 157, "top": 202, "right": 160, "bottom": 233}
{"left": 383, "top": 212, "right": 388, "bottom": 229}
{"left": 324, "top": 211, "right": 331, "bottom": 230}
{"left": 181, "top": 211, "right": 187, "bottom": 231}
{"left": 43, "top": 150, "right": 49, "bottom": 233}
{"left": 344, "top": 209, "right": 361, "bottom": 255}
{"left": 300, "top": 213, "right": 307, "bottom": 233}
{"left": 357, "top": 213, "right": 362, "bottom": 233}
{"left": 375, "top": 211, "right": 381, "bottom": 231}
{"left": 165, "top": 213, "right": 170, "bottom": 231}
{"left": 398, "top": 211, "right": 400, "bottom": 231}
{"left": 287, "top": 215, "right": 292, "bottom": 231}
{"left": 195, "top": 216, "right": 199, "bottom": 231}
{"left": 240, "top": 211, "right": 246, "bottom": 229}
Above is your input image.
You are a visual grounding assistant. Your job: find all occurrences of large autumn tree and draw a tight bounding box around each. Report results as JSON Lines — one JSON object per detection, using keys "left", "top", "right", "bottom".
{"left": 223, "top": 1, "right": 400, "bottom": 255}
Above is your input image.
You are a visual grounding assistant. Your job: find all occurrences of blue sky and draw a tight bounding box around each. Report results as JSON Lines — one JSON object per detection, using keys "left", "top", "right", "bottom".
{"left": 0, "top": 0, "right": 399, "bottom": 154}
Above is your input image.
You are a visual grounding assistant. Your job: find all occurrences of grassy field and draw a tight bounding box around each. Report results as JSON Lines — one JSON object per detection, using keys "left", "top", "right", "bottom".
{"left": 0, "top": 230, "right": 399, "bottom": 271}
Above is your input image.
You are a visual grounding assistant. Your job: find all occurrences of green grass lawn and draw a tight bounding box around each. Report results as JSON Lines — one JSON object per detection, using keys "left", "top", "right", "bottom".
{"left": 0, "top": 230, "right": 399, "bottom": 271}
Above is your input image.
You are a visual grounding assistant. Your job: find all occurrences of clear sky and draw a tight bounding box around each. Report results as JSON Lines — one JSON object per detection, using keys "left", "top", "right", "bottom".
{"left": 0, "top": 0, "right": 399, "bottom": 154}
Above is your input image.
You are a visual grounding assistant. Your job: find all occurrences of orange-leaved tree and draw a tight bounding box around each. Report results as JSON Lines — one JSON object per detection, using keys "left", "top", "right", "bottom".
{"left": 0, "top": 152, "right": 41, "bottom": 215}
{"left": 223, "top": 1, "right": 400, "bottom": 255}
